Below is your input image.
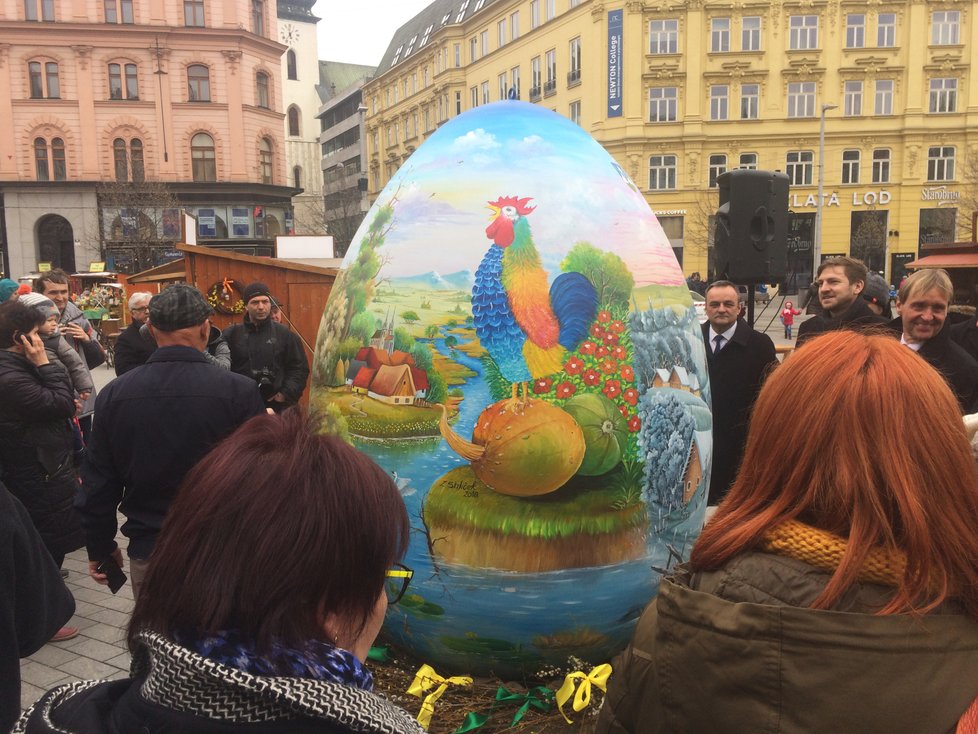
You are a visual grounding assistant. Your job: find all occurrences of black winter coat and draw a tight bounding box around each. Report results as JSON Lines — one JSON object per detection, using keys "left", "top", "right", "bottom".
{"left": 950, "top": 318, "right": 978, "bottom": 363}
{"left": 702, "top": 320, "right": 778, "bottom": 504}
{"left": 795, "top": 296, "right": 888, "bottom": 346}
{"left": 0, "top": 351, "right": 84, "bottom": 559}
{"left": 223, "top": 316, "right": 309, "bottom": 409}
{"left": 113, "top": 320, "right": 155, "bottom": 376}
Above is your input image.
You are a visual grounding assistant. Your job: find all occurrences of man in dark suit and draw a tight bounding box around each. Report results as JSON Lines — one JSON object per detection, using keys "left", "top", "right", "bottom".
{"left": 113, "top": 291, "right": 155, "bottom": 375}
{"left": 702, "top": 281, "right": 778, "bottom": 505}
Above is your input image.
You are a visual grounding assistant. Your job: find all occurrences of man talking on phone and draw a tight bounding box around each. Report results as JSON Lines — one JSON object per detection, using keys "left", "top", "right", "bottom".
{"left": 77, "top": 285, "right": 265, "bottom": 599}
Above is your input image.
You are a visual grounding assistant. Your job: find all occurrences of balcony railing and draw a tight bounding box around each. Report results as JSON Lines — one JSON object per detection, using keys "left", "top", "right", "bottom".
{"left": 544, "top": 79, "right": 557, "bottom": 96}
{"left": 567, "top": 68, "right": 581, "bottom": 86}
{"left": 529, "top": 85, "right": 541, "bottom": 102}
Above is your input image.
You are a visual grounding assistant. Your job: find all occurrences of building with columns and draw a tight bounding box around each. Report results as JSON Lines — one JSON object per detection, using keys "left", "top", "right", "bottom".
{"left": 366, "top": 0, "right": 977, "bottom": 286}
{"left": 0, "top": 0, "right": 295, "bottom": 277}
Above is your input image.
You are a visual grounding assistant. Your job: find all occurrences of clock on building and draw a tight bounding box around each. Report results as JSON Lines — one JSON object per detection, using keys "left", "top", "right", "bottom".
{"left": 281, "top": 23, "right": 300, "bottom": 46}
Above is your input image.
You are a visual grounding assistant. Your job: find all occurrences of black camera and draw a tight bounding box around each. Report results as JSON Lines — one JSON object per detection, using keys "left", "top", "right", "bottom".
{"left": 253, "top": 368, "right": 277, "bottom": 400}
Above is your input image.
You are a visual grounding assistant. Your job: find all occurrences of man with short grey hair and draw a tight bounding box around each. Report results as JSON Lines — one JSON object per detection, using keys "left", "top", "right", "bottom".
{"left": 113, "top": 291, "right": 154, "bottom": 375}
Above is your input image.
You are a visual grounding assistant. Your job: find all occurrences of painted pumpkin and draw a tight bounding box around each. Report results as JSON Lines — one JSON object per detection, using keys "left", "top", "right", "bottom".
{"left": 564, "top": 393, "right": 629, "bottom": 476}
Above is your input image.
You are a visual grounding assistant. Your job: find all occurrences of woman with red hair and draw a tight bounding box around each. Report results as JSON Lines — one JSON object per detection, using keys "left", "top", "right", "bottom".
{"left": 597, "top": 330, "right": 978, "bottom": 733}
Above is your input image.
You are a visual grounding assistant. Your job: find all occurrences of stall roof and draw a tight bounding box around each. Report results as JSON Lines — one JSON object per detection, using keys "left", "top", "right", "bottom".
{"left": 906, "top": 254, "right": 978, "bottom": 269}
{"left": 178, "top": 244, "right": 341, "bottom": 276}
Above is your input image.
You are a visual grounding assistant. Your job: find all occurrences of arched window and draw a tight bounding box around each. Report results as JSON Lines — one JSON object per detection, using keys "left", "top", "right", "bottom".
{"left": 108, "top": 62, "right": 138, "bottom": 99}
{"left": 256, "top": 72, "right": 269, "bottom": 108}
{"left": 293, "top": 165, "right": 302, "bottom": 188}
{"left": 113, "top": 138, "right": 144, "bottom": 182}
{"left": 28, "top": 60, "right": 59, "bottom": 98}
{"left": 34, "top": 137, "right": 66, "bottom": 181}
{"left": 187, "top": 64, "right": 210, "bottom": 101}
{"left": 259, "top": 138, "right": 272, "bottom": 183}
{"left": 287, "top": 106, "right": 300, "bottom": 136}
{"left": 191, "top": 132, "right": 216, "bottom": 181}
{"left": 286, "top": 49, "right": 297, "bottom": 80}
{"left": 131, "top": 138, "right": 144, "bottom": 182}
{"left": 113, "top": 138, "right": 127, "bottom": 181}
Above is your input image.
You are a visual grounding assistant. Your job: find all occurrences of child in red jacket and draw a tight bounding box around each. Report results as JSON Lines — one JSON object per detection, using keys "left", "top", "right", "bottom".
{"left": 781, "top": 301, "right": 801, "bottom": 339}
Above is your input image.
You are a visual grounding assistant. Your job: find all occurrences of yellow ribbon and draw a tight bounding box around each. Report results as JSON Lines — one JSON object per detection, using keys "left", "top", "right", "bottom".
{"left": 555, "top": 663, "right": 613, "bottom": 724}
{"left": 407, "top": 664, "right": 473, "bottom": 729}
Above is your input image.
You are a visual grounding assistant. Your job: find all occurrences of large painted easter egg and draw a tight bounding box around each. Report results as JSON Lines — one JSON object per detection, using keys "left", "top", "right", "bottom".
{"left": 312, "top": 101, "right": 711, "bottom": 676}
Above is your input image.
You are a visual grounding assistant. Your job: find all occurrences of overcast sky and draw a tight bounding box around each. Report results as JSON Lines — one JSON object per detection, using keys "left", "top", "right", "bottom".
{"left": 313, "top": 1, "right": 433, "bottom": 67}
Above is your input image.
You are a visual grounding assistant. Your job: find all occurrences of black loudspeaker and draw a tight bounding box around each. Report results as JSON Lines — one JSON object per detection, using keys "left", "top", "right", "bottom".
{"left": 713, "top": 169, "right": 789, "bottom": 284}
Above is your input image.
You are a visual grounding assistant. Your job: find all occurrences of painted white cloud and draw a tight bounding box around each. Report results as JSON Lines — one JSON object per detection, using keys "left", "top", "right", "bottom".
{"left": 451, "top": 128, "right": 501, "bottom": 152}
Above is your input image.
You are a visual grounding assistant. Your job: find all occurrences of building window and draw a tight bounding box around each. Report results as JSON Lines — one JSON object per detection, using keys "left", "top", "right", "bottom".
{"left": 545, "top": 0, "right": 555, "bottom": 21}
{"left": 256, "top": 72, "right": 269, "bottom": 108}
{"left": 470, "top": 86, "right": 478, "bottom": 108}
{"left": 497, "top": 18, "right": 506, "bottom": 47}
{"left": 711, "top": 18, "right": 730, "bottom": 52}
{"left": 104, "top": 0, "right": 134, "bottom": 23}
{"left": 846, "top": 14, "right": 864, "bottom": 48}
{"left": 920, "top": 208, "right": 956, "bottom": 245}
{"left": 510, "top": 11, "right": 519, "bottom": 40}
{"left": 878, "top": 13, "right": 896, "bottom": 47}
{"left": 740, "top": 83, "right": 759, "bottom": 119}
{"left": 928, "top": 146, "right": 954, "bottom": 182}
{"left": 25, "top": 0, "right": 54, "bottom": 20}
{"left": 789, "top": 15, "right": 818, "bottom": 50}
{"left": 469, "top": 37, "right": 478, "bottom": 62}
{"left": 480, "top": 29, "right": 488, "bottom": 56}
{"left": 649, "top": 86, "right": 677, "bottom": 122}
{"left": 843, "top": 80, "right": 862, "bottom": 116}
{"left": 787, "top": 82, "right": 815, "bottom": 118}
{"left": 530, "top": 56, "right": 541, "bottom": 100}
{"left": 108, "top": 62, "right": 138, "bottom": 100}
{"left": 34, "top": 137, "right": 65, "bottom": 180}
{"left": 544, "top": 49, "right": 556, "bottom": 95}
{"left": 511, "top": 66, "right": 520, "bottom": 99}
{"left": 293, "top": 165, "right": 301, "bottom": 188}
{"left": 286, "top": 50, "right": 297, "bottom": 80}
{"left": 252, "top": 0, "right": 263, "bottom": 35}
{"left": 875, "top": 79, "right": 893, "bottom": 115}
{"left": 453, "top": 43, "right": 461, "bottom": 67}
{"left": 498, "top": 72, "right": 507, "bottom": 100}
{"left": 742, "top": 16, "right": 761, "bottom": 51}
{"left": 569, "top": 100, "right": 581, "bottom": 125}
{"left": 191, "top": 132, "right": 216, "bottom": 181}
{"left": 530, "top": 0, "right": 540, "bottom": 28}
{"left": 649, "top": 155, "right": 677, "bottom": 190}
{"left": 113, "top": 138, "right": 144, "bottom": 182}
{"left": 28, "top": 61, "right": 59, "bottom": 98}
{"left": 932, "top": 11, "right": 960, "bottom": 45}
{"left": 929, "top": 78, "right": 957, "bottom": 113}
{"left": 259, "top": 138, "right": 273, "bottom": 183}
{"left": 187, "top": 64, "right": 210, "bottom": 101}
{"left": 481, "top": 81, "right": 489, "bottom": 105}
{"left": 184, "top": 0, "right": 204, "bottom": 26}
{"left": 739, "top": 152, "right": 758, "bottom": 169}
{"left": 650, "top": 19, "right": 678, "bottom": 54}
{"left": 455, "top": 90, "right": 461, "bottom": 115}
{"left": 287, "top": 106, "right": 300, "bottom": 136}
{"left": 872, "top": 149, "right": 890, "bottom": 183}
{"left": 708, "top": 154, "right": 727, "bottom": 187}
{"left": 786, "top": 150, "right": 813, "bottom": 186}
{"left": 568, "top": 37, "right": 581, "bottom": 85}
{"left": 709, "top": 85, "right": 728, "bottom": 120}
{"left": 841, "top": 150, "right": 860, "bottom": 184}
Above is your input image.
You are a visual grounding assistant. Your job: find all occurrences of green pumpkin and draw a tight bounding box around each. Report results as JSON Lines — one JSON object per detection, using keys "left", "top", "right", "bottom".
{"left": 564, "top": 393, "right": 628, "bottom": 476}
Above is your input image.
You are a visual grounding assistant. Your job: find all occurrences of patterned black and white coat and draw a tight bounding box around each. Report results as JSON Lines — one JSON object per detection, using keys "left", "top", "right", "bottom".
{"left": 16, "top": 632, "right": 426, "bottom": 734}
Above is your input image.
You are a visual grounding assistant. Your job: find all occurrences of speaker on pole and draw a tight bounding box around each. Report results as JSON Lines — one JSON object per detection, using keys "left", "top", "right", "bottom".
{"left": 713, "top": 169, "right": 789, "bottom": 284}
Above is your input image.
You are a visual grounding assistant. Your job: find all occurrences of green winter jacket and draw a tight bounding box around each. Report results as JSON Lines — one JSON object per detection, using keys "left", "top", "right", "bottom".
{"left": 595, "top": 552, "right": 978, "bottom": 734}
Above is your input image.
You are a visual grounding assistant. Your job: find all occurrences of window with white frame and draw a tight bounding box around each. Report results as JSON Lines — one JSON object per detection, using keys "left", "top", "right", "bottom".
{"left": 469, "top": 37, "right": 478, "bottom": 62}
{"left": 453, "top": 43, "right": 461, "bottom": 67}
{"left": 191, "top": 132, "right": 215, "bottom": 181}
{"left": 843, "top": 80, "right": 862, "bottom": 116}
{"left": 708, "top": 154, "right": 727, "bottom": 187}
{"left": 929, "top": 78, "right": 957, "bottom": 113}
{"left": 841, "top": 150, "right": 860, "bottom": 184}
{"left": 104, "top": 0, "right": 134, "bottom": 23}
{"left": 498, "top": 72, "right": 507, "bottom": 100}
{"left": 530, "top": 0, "right": 540, "bottom": 28}
{"left": 256, "top": 72, "right": 270, "bottom": 109}
{"left": 530, "top": 56, "right": 541, "bottom": 98}
{"left": 570, "top": 0, "right": 580, "bottom": 7}
{"left": 511, "top": 11, "right": 519, "bottom": 39}
{"left": 742, "top": 16, "right": 761, "bottom": 51}
{"left": 258, "top": 137, "right": 272, "bottom": 183}
{"left": 875, "top": 79, "right": 893, "bottom": 115}
{"left": 786, "top": 150, "right": 813, "bottom": 186}
{"left": 649, "top": 86, "right": 678, "bottom": 122}
{"left": 709, "top": 85, "right": 728, "bottom": 120}
{"left": 787, "top": 82, "right": 815, "bottom": 118}
{"left": 846, "top": 14, "right": 864, "bottom": 48}
{"left": 545, "top": 49, "right": 556, "bottom": 93}
{"left": 649, "top": 154, "right": 677, "bottom": 190}
{"left": 497, "top": 18, "right": 506, "bottom": 47}
{"left": 877, "top": 13, "right": 896, "bottom": 47}
{"left": 455, "top": 90, "right": 461, "bottom": 114}
{"left": 546, "top": 0, "right": 555, "bottom": 21}
{"left": 928, "top": 146, "right": 954, "bottom": 181}
{"left": 872, "top": 149, "right": 890, "bottom": 183}
{"left": 470, "top": 86, "right": 478, "bottom": 108}
{"left": 481, "top": 81, "right": 490, "bottom": 105}
{"left": 649, "top": 19, "right": 678, "bottom": 54}
{"left": 711, "top": 18, "right": 730, "bottom": 52}
{"left": 480, "top": 30, "right": 488, "bottom": 56}
{"left": 511, "top": 66, "right": 520, "bottom": 98}
{"left": 932, "top": 11, "right": 960, "bottom": 45}
{"left": 740, "top": 152, "right": 758, "bottom": 169}
{"left": 789, "top": 15, "right": 818, "bottom": 50}
{"left": 569, "top": 100, "right": 581, "bottom": 125}
{"left": 569, "top": 37, "right": 582, "bottom": 85}
{"left": 740, "top": 83, "right": 759, "bottom": 119}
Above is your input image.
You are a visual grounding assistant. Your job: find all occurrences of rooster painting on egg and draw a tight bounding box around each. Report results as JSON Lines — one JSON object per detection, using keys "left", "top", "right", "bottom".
{"left": 312, "top": 101, "right": 711, "bottom": 675}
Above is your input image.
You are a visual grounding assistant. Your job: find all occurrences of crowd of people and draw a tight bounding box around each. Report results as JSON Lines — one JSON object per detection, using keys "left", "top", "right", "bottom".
{"left": 3, "top": 261, "right": 978, "bottom": 732}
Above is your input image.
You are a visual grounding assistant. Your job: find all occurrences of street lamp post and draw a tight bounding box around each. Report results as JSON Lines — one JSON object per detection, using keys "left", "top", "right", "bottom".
{"left": 814, "top": 103, "right": 838, "bottom": 273}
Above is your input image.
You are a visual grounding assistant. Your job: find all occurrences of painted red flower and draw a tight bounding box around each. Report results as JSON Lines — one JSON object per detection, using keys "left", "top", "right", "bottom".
{"left": 623, "top": 387, "right": 639, "bottom": 406}
{"left": 590, "top": 323, "right": 606, "bottom": 338}
{"left": 603, "top": 379, "right": 622, "bottom": 399}
{"left": 628, "top": 415, "right": 641, "bottom": 432}
{"left": 595, "top": 345, "right": 610, "bottom": 358}
{"left": 618, "top": 404, "right": 630, "bottom": 418}
{"left": 603, "top": 333, "right": 620, "bottom": 347}
{"left": 582, "top": 368, "right": 601, "bottom": 386}
{"left": 620, "top": 364, "right": 635, "bottom": 382}
{"left": 597, "top": 310, "right": 612, "bottom": 323}
{"left": 532, "top": 377, "right": 553, "bottom": 394}
{"left": 608, "top": 320, "right": 626, "bottom": 334}
{"left": 611, "top": 345, "right": 627, "bottom": 361}
{"left": 579, "top": 340, "right": 597, "bottom": 355}
{"left": 556, "top": 381, "right": 577, "bottom": 399}
{"left": 599, "top": 358, "right": 618, "bottom": 374}
{"left": 564, "top": 356, "right": 584, "bottom": 375}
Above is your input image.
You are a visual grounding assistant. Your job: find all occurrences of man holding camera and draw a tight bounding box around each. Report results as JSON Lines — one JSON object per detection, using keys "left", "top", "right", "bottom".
{"left": 223, "top": 282, "right": 309, "bottom": 412}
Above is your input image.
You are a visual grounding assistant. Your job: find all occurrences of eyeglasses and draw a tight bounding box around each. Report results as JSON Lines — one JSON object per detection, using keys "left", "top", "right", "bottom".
{"left": 385, "top": 563, "right": 414, "bottom": 605}
{"left": 132, "top": 306, "right": 149, "bottom": 312}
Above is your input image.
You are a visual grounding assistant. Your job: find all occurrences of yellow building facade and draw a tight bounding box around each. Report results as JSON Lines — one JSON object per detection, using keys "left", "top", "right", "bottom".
{"left": 365, "top": 0, "right": 976, "bottom": 286}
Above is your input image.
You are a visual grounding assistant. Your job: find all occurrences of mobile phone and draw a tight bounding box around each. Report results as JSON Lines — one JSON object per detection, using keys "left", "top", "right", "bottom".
{"left": 96, "top": 556, "right": 127, "bottom": 594}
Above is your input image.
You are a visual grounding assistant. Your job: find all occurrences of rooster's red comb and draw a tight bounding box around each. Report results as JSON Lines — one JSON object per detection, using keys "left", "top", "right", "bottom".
{"left": 487, "top": 195, "right": 535, "bottom": 215}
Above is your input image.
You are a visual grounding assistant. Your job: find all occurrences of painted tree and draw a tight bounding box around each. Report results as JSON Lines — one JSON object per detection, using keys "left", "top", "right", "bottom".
{"left": 638, "top": 390, "right": 695, "bottom": 511}
{"left": 402, "top": 310, "right": 421, "bottom": 324}
{"left": 560, "top": 242, "right": 635, "bottom": 308}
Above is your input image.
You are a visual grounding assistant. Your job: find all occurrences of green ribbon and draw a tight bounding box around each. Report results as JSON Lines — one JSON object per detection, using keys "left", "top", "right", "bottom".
{"left": 367, "top": 646, "right": 389, "bottom": 662}
{"left": 452, "top": 685, "right": 555, "bottom": 733}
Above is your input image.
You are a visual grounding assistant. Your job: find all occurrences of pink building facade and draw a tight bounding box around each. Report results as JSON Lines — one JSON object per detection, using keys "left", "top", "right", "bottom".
{"left": 0, "top": 0, "right": 295, "bottom": 276}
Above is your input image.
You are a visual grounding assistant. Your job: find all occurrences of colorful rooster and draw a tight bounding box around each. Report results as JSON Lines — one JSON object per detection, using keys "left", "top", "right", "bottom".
{"left": 473, "top": 195, "right": 598, "bottom": 405}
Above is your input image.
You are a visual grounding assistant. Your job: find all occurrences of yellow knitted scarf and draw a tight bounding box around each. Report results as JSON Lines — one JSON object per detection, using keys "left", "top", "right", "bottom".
{"left": 760, "top": 519, "right": 907, "bottom": 587}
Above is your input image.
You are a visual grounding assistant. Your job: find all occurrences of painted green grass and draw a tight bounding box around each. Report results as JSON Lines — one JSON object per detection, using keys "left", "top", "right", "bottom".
{"left": 630, "top": 283, "right": 692, "bottom": 311}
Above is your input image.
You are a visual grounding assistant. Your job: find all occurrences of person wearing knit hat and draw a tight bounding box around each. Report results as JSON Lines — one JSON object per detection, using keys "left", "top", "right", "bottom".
{"left": 15, "top": 283, "right": 32, "bottom": 298}
{"left": 223, "top": 281, "right": 309, "bottom": 412}
{"left": 861, "top": 271, "right": 892, "bottom": 319}
{"left": 18, "top": 293, "right": 94, "bottom": 401}
{"left": 0, "top": 278, "right": 17, "bottom": 302}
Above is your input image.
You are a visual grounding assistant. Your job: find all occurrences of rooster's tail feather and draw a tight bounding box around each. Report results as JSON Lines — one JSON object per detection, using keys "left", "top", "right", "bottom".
{"left": 550, "top": 272, "right": 598, "bottom": 352}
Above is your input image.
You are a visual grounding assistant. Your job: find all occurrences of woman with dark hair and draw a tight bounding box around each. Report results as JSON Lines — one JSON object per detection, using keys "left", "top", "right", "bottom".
{"left": 0, "top": 300, "right": 82, "bottom": 642}
{"left": 597, "top": 330, "right": 978, "bottom": 734}
{"left": 19, "top": 409, "right": 424, "bottom": 734}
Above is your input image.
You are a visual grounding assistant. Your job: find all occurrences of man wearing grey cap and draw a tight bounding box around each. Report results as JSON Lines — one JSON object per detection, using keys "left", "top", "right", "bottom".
{"left": 76, "top": 284, "right": 265, "bottom": 598}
